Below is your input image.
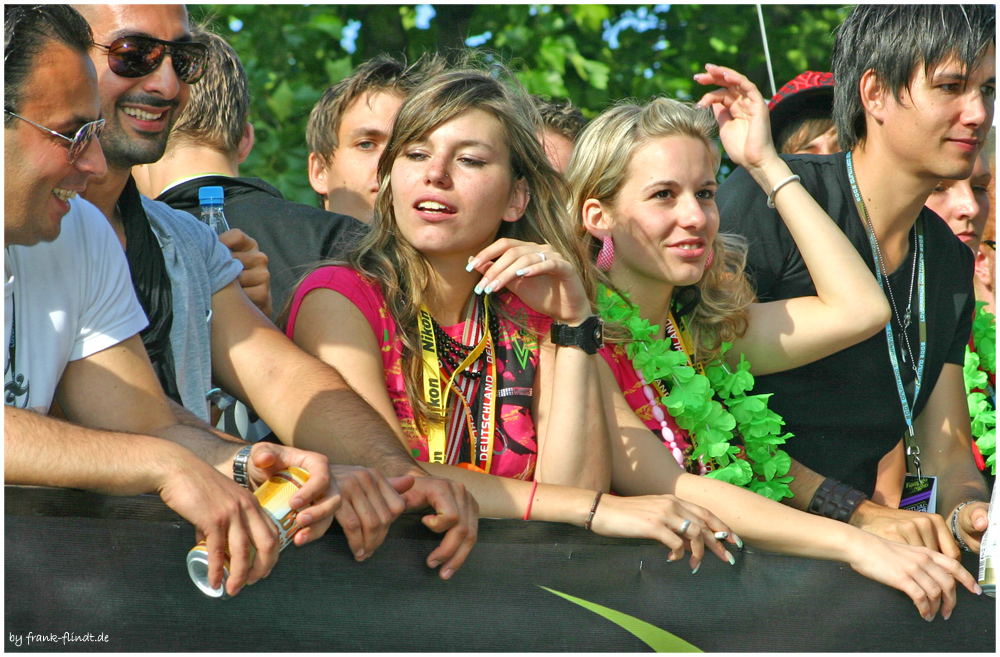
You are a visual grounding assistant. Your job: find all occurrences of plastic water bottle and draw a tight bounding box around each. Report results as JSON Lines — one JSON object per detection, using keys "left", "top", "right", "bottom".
{"left": 198, "top": 186, "right": 230, "bottom": 236}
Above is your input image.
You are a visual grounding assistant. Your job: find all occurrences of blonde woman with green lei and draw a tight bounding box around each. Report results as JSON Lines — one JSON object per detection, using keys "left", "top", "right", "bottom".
{"left": 565, "top": 64, "right": 981, "bottom": 620}
{"left": 284, "top": 64, "right": 742, "bottom": 575}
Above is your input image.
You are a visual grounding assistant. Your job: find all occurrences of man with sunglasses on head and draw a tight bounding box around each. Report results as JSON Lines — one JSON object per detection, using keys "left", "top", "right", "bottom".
{"left": 4, "top": 4, "right": 348, "bottom": 599}
{"left": 73, "top": 4, "right": 479, "bottom": 578}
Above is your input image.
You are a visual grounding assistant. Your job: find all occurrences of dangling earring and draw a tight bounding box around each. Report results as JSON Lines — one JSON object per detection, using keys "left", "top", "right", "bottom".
{"left": 596, "top": 235, "right": 615, "bottom": 271}
{"left": 704, "top": 248, "right": 714, "bottom": 271}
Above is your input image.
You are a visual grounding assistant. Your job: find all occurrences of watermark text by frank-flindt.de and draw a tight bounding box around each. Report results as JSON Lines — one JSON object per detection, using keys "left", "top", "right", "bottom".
{"left": 9, "top": 632, "right": 109, "bottom": 648}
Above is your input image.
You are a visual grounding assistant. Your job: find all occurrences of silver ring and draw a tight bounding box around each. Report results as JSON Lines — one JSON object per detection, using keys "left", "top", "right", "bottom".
{"left": 677, "top": 519, "right": 691, "bottom": 536}
{"left": 536, "top": 251, "right": 547, "bottom": 263}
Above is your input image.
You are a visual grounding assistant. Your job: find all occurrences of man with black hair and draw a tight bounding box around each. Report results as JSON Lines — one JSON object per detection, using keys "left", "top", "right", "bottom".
{"left": 717, "top": 4, "right": 995, "bottom": 557}
{"left": 4, "top": 4, "right": 343, "bottom": 599}
{"left": 133, "top": 28, "right": 365, "bottom": 317}
{"left": 74, "top": 3, "right": 478, "bottom": 578}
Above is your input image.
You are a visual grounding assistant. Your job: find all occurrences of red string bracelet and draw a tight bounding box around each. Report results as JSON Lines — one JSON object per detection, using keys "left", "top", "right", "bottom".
{"left": 523, "top": 480, "right": 539, "bottom": 520}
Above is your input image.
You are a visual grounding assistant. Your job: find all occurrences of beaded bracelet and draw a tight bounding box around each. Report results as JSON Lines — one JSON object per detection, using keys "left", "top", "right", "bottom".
{"left": 950, "top": 500, "right": 978, "bottom": 552}
{"left": 807, "top": 477, "right": 868, "bottom": 522}
{"left": 584, "top": 491, "right": 603, "bottom": 531}
{"left": 766, "top": 174, "right": 802, "bottom": 209}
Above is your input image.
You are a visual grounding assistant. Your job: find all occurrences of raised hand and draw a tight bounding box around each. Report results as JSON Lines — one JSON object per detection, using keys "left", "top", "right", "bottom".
{"left": 467, "top": 238, "right": 592, "bottom": 326}
{"left": 694, "top": 63, "right": 778, "bottom": 174}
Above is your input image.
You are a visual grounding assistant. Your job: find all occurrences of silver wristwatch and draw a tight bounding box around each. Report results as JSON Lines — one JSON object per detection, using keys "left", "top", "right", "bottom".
{"left": 232, "top": 444, "right": 253, "bottom": 490}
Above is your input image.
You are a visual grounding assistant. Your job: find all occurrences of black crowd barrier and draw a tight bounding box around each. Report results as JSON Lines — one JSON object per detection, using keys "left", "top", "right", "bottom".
{"left": 4, "top": 485, "right": 996, "bottom": 652}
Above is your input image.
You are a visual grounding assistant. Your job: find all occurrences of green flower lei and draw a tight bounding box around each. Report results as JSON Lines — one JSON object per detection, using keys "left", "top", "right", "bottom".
{"left": 597, "top": 284, "right": 793, "bottom": 501}
{"left": 964, "top": 301, "right": 996, "bottom": 475}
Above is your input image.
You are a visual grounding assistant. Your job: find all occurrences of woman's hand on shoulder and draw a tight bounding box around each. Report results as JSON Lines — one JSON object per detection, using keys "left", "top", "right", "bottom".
{"left": 468, "top": 238, "right": 592, "bottom": 326}
{"left": 694, "top": 64, "right": 780, "bottom": 175}
{"left": 590, "top": 493, "right": 737, "bottom": 573}
{"left": 847, "top": 532, "right": 981, "bottom": 621}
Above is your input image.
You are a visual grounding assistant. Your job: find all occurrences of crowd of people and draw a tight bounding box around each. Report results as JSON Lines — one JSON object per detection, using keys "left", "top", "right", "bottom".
{"left": 4, "top": 3, "right": 995, "bottom": 623}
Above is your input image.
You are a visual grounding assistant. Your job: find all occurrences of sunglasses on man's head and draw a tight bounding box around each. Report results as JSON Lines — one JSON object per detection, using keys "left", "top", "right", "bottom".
{"left": 95, "top": 35, "right": 208, "bottom": 84}
{"left": 4, "top": 109, "right": 105, "bottom": 165}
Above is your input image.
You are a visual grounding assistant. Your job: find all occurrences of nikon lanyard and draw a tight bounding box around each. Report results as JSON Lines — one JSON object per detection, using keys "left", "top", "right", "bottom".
{"left": 846, "top": 151, "right": 927, "bottom": 471}
{"left": 419, "top": 296, "right": 497, "bottom": 473}
{"left": 663, "top": 310, "right": 704, "bottom": 375}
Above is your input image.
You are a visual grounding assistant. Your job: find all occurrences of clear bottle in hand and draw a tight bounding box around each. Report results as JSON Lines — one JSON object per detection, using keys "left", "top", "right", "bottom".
{"left": 198, "top": 185, "right": 230, "bottom": 236}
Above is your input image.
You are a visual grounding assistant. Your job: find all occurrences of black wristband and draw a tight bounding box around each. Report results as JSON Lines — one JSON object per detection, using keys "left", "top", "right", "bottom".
{"left": 807, "top": 477, "right": 868, "bottom": 522}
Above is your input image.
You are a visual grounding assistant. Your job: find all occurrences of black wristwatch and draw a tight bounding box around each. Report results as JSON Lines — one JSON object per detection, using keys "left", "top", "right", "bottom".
{"left": 550, "top": 315, "right": 604, "bottom": 355}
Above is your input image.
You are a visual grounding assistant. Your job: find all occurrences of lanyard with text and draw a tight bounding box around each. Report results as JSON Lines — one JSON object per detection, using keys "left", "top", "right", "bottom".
{"left": 664, "top": 310, "right": 705, "bottom": 375}
{"left": 846, "top": 151, "right": 927, "bottom": 474}
{"left": 419, "top": 296, "right": 497, "bottom": 473}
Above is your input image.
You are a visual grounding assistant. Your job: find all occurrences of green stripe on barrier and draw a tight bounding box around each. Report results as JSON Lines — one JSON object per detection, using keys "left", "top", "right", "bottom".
{"left": 540, "top": 586, "right": 703, "bottom": 653}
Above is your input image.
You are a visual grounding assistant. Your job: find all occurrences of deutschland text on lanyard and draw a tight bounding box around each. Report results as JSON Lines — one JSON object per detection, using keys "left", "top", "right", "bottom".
{"left": 419, "top": 295, "right": 497, "bottom": 473}
{"left": 846, "top": 151, "right": 927, "bottom": 466}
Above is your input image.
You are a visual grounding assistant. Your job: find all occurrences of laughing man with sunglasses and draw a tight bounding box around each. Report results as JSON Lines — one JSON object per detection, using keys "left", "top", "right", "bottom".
{"left": 72, "top": 4, "right": 481, "bottom": 578}
{"left": 4, "top": 4, "right": 351, "bottom": 599}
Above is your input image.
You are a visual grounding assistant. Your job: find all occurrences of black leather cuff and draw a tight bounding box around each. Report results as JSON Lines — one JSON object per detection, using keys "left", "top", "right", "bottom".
{"left": 807, "top": 477, "right": 868, "bottom": 523}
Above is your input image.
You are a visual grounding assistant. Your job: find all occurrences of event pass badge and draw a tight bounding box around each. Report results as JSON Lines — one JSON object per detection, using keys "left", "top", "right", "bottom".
{"left": 899, "top": 475, "right": 937, "bottom": 514}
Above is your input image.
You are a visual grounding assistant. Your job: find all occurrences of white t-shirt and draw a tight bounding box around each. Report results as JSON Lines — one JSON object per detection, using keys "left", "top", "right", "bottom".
{"left": 4, "top": 196, "right": 149, "bottom": 414}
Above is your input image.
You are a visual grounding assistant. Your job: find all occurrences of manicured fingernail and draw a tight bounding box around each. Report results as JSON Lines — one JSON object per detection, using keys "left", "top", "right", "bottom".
{"left": 734, "top": 534, "right": 744, "bottom": 549}
{"left": 466, "top": 257, "right": 478, "bottom": 272}
{"left": 943, "top": 610, "right": 951, "bottom": 621}
{"left": 924, "top": 614, "right": 933, "bottom": 622}
{"left": 428, "top": 559, "right": 440, "bottom": 568}
{"left": 515, "top": 269, "right": 525, "bottom": 277}
{"left": 473, "top": 284, "right": 483, "bottom": 295}
{"left": 691, "top": 563, "right": 700, "bottom": 575}
{"left": 975, "top": 584, "right": 983, "bottom": 595}
{"left": 484, "top": 284, "right": 493, "bottom": 294}
{"left": 441, "top": 568, "right": 454, "bottom": 580}
{"left": 714, "top": 531, "right": 728, "bottom": 540}
{"left": 726, "top": 551, "right": 735, "bottom": 565}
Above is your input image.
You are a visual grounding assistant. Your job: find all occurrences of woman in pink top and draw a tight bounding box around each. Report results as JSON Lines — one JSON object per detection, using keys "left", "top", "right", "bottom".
{"left": 564, "top": 64, "right": 980, "bottom": 619}
{"left": 286, "top": 64, "right": 739, "bottom": 571}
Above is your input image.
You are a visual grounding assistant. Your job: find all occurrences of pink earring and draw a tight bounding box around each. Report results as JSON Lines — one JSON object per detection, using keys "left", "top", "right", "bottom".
{"left": 704, "top": 248, "right": 714, "bottom": 271}
{"left": 597, "top": 235, "right": 615, "bottom": 271}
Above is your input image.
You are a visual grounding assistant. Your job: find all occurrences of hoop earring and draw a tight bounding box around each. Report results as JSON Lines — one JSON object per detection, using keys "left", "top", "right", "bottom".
{"left": 704, "top": 248, "right": 714, "bottom": 271}
{"left": 596, "top": 235, "right": 615, "bottom": 271}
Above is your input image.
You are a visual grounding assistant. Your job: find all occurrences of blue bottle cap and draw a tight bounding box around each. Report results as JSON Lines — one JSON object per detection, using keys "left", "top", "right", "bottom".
{"left": 198, "top": 186, "right": 225, "bottom": 205}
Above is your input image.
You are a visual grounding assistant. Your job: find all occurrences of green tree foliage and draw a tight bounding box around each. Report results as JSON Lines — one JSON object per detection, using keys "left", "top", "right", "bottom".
{"left": 191, "top": 4, "right": 848, "bottom": 205}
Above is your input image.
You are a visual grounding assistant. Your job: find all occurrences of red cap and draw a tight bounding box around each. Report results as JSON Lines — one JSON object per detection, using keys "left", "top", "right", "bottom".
{"left": 768, "top": 71, "right": 835, "bottom": 143}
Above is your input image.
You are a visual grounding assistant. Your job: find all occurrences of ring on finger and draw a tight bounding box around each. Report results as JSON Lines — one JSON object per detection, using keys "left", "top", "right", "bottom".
{"left": 677, "top": 518, "right": 691, "bottom": 536}
{"left": 536, "top": 251, "right": 547, "bottom": 263}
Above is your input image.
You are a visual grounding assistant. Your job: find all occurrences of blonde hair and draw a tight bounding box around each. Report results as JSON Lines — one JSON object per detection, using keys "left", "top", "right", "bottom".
{"left": 565, "top": 97, "right": 755, "bottom": 365}
{"left": 344, "top": 63, "right": 594, "bottom": 430}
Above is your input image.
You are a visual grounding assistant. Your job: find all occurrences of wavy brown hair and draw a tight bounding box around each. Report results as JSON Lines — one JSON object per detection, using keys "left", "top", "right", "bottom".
{"left": 565, "top": 97, "right": 755, "bottom": 365}
{"left": 323, "top": 63, "right": 596, "bottom": 431}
